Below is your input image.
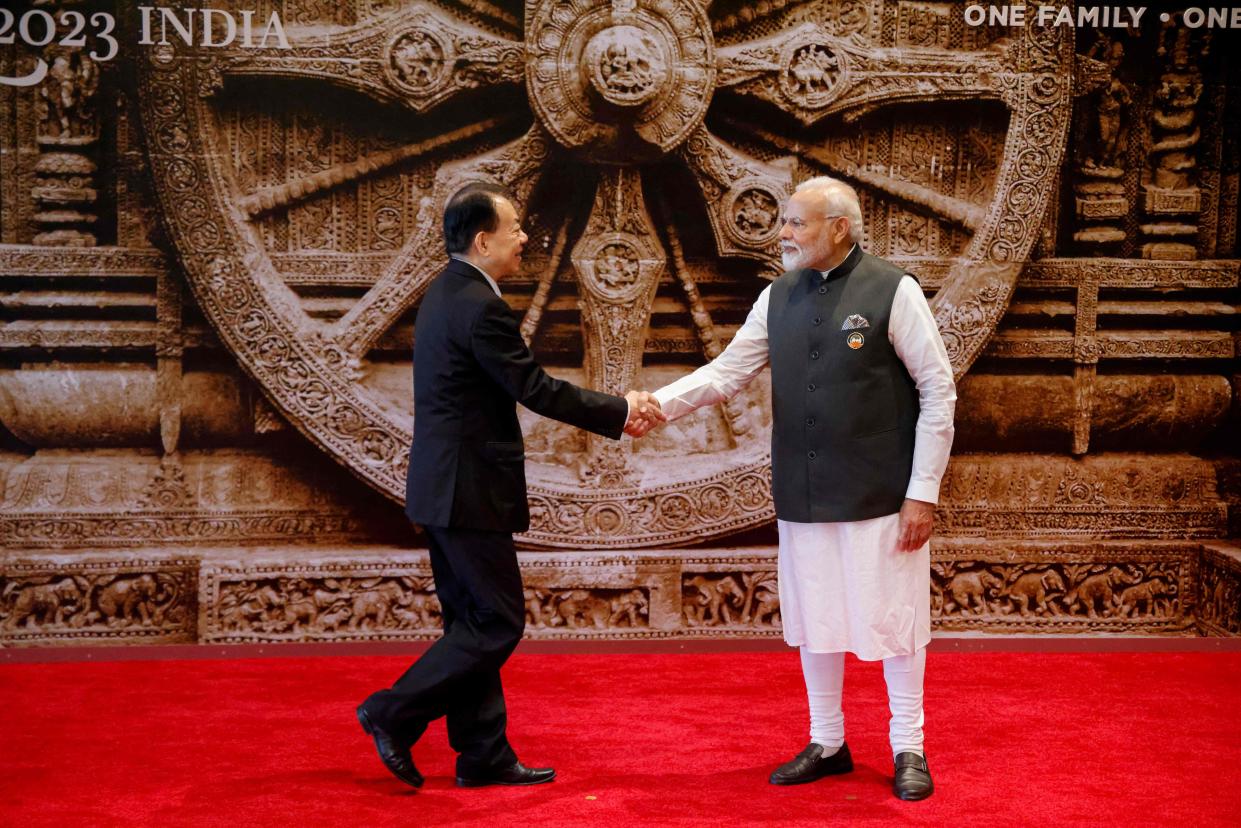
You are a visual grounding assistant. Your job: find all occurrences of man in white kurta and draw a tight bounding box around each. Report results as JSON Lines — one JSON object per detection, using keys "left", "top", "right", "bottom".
{"left": 651, "top": 177, "right": 955, "bottom": 800}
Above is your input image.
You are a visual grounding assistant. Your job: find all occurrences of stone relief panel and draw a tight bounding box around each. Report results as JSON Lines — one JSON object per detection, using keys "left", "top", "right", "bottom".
{"left": 200, "top": 559, "right": 440, "bottom": 643}
{"left": 5, "top": 545, "right": 1223, "bottom": 644}
{"left": 0, "top": 559, "right": 196, "bottom": 646}
{"left": 1197, "top": 546, "right": 1241, "bottom": 635}
{"left": 524, "top": 588, "right": 650, "bottom": 631}
{"left": 932, "top": 543, "right": 1196, "bottom": 634}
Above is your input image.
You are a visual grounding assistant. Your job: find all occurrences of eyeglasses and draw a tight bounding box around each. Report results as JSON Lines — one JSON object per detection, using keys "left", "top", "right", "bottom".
{"left": 780, "top": 214, "right": 848, "bottom": 229}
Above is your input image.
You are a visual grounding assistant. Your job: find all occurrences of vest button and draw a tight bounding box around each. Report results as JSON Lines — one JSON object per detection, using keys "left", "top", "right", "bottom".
{"left": 807, "top": 450, "right": 817, "bottom": 459}
{"left": 807, "top": 383, "right": 816, "bottom": 392}
{"left": 811, "top": 350, "right": 819, "bottom": 359}
{"left": 818, "top": 286, "right": 827, "bottom": 295}
{"left": 813, "top": 317, "right": 822, "bottom": 325}
{"left": 806, "top": 417, "right": 815, "bottom": 427}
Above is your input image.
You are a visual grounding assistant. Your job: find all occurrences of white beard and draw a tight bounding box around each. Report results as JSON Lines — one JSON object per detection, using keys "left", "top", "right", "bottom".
{"left": 781, "top": 248, "right": 805, "bottom": 270}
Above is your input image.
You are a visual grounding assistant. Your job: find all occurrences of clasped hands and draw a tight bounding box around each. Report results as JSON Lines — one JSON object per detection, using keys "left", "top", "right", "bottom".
{"left": 623, "top": 390, "right": 665, "bottom": 438}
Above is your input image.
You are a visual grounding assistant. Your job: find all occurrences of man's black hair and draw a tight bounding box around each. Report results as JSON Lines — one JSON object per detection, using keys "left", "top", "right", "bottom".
{"left": 443, "top": 182, "right": 513, "bottom": 256}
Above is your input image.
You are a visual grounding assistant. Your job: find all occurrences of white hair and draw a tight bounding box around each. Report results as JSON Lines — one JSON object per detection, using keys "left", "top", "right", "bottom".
{"left": 795, "top": 176, "right": 864, "bottom": 243}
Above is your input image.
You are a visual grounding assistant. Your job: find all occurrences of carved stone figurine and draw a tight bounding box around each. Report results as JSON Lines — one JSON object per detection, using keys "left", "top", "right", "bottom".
{"left": 97, "top": 574, "right": 162, "bottom": 627}
{"left": 555, "top": 589, "right": 613, "bottom": 629}
{"left": 1084, "top": 38, "right": 1130, "bottom": 171}
{"left": 37, "top": 52, "right": 100, "bottom": 139}
{"left": 1005, "top": 570, "right": 1067, "bottom": 617}
{"left": 945, "top": 569, "right": 1003, "bottom": 616}
{"left": 682, "top": 575, "right": 745, "bottom": 626}
{"left": 3, "top": 577, "right": 87, "bottom": 629}
{"left": 350, "top": 581, "right": 408, "bottom": 630}
{"left": 1065, "top": 566, "right": 1141, "bottom": 618}
{"left": 608, "top": 589, "right": 648, "bottom": 628}
{"left": 1118, "top": 577, "right": 1173, "bottom": 618}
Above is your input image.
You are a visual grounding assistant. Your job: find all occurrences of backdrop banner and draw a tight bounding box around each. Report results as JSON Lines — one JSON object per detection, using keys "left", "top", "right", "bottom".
{"left": 0, "top": 1, "right": 1238, "bottom": 646}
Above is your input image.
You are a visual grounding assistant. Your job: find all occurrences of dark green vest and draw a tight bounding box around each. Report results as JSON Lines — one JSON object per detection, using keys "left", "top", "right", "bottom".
{"left": 766, "top": 246, "right": 919, "bottom": 523}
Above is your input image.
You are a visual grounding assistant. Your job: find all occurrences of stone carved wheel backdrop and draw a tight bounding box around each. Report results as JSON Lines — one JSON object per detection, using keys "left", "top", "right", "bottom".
{"left": 136, "top": 1, "right": 1072, "bottom": 548}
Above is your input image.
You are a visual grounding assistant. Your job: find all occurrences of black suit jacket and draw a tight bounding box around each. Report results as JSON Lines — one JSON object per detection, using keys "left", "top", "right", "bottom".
{"left": 405, "top": 259, "right": 628, "bottom": 532}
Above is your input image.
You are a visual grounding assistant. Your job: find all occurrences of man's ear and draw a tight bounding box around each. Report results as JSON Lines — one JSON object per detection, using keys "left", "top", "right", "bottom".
{"left": 472, "top": 230, "right": 488, "bottom": 257}
{"left": 836, "top": 219, "right": 853, "bottom": 245}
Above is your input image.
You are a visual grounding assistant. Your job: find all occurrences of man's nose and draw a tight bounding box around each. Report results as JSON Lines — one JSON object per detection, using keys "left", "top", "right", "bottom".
{"left": 778, "top": 223, "right": 793, "bottom": 240}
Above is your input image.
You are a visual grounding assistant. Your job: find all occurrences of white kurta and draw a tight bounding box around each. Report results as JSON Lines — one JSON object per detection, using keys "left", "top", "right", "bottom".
{"left": 654, "top": 258, "right": 956, "bottom": 660}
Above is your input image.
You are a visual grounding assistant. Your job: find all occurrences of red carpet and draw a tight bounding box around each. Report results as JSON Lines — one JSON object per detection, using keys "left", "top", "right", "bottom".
{"left": 2, "top": 651, "right": 1240, "bottom": 826}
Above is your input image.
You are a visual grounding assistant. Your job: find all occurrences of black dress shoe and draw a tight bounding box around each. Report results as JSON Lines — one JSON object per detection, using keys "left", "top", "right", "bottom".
{"left": 356, "top": 705, "right": 424, "bottom": 789}
{"left": 893, "top": 752, "right": 933, "bottom": 801}
{"left": 769, "top": 742, "right": 854, "bottom": 785}
{"left": 456, "top": 761, "right": 556, "bottom": 788}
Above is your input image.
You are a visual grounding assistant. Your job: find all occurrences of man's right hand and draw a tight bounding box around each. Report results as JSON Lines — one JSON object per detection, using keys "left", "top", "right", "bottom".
{"left": 624, "top": 391, "right": 666, "bottom": 437}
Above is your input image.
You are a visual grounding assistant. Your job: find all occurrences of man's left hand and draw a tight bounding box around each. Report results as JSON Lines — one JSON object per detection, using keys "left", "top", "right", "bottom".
{"left": 897, "top": 498, "right": 935, "bottom": 552}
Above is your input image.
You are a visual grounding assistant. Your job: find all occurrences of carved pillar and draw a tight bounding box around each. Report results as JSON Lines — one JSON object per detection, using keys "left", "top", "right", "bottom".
{"left": 1140, "top": 23, "right": 1206, "bottom": 260}
{"left": 1071, "top": 277, "right": 1101, "bottom": 455}
{"left": 1199, "top": 49, "right": 1238, "bottom": 259}
{"left": 115, "top": 93, "right": 157, "bottom": 248}
{"left": 1219, "top": 93, "right": 1240, "bottom": 255}
{"left": 139, "top": 269, "right": 192, "bottom": 508}
{"left": 31, "top": 0, "right": 102, "bottom": 247}
{"left": 1072, "top": 36, "right": 1130, "bottom": 253}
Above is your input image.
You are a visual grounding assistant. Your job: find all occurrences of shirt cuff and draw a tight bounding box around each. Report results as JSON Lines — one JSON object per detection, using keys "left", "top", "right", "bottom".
{"left": 652, "top": 387, "right": 677, "bottom": 420}
{"left": 904, "top": 480, "right": 941, "bottom": 505}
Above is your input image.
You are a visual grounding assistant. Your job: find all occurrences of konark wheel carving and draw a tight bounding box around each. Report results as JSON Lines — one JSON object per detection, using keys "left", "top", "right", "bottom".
{"left": 136, "top": 1, "right": 1074, "bottom": 548}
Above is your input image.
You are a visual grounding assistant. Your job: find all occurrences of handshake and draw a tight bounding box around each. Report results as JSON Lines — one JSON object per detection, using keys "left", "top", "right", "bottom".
{"left": 623, "top": 390, "right": 666, "bottom": 438}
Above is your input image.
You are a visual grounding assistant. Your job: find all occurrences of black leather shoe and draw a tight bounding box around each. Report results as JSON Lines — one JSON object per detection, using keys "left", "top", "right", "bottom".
{"left": 768, "top": 742, "right": 854, "bottom": 785}
{"left": 456, "top": 761, "right": 556, "bottom": 787}
{"left": 893, "top": 752, "right": 933, "bottom": 801}
{"left": 356, "top": 705, "right": 424, "bottom": 789}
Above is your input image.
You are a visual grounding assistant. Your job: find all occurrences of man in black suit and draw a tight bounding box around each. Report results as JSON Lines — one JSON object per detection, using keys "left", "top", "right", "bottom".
{"left": 357, "top": 182, "right": 662, "bottom": 789}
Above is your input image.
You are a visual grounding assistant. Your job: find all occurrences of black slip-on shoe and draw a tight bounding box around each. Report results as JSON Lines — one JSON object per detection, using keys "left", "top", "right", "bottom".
{"left": 456, "top": 761, "right": 556, "bottom": 787}
{"left": 768, "top": 741, "right": 854, "bottom": 785}
{"left": 893, "top": 751, "right": 933, "bottom": 801}
{"left": 356, "top": 705, "right": 424, "bottom": 789}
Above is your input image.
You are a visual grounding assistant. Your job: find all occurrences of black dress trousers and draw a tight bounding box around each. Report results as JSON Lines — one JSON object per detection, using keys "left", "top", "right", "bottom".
{"left": 363, "top": 526, "right": 525, "bottom": 776}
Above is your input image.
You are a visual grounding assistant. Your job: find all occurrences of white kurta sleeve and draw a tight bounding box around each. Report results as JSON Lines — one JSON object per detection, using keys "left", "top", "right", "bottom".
{"left": 889, "top": 276, "right": 956, "bottom": 504}
{"left": 653, "top": 284, "right": 772, "bottom": 421}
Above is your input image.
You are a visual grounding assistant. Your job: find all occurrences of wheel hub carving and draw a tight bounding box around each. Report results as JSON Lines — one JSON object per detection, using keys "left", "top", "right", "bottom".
{"left": 136, "top": 1, "right": 1074, "bottom": 548}
{"left": 527, "top": 0, "right": 714, "bottom": 160}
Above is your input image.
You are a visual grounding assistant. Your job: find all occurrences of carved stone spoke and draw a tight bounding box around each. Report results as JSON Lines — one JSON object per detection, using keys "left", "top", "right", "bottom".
{"left": 726, "top": 119, "right": 986, "bottom": 231}
{"left": 717, "top": 23, "right": 1010, "bottom": 125}
{"left": 240, "top": 119, "right": 507, "bottom": 219}
{"left": 570, "top": 167, "right": 665, "bottom": 486}
{"left": 328, "top": 127, "right": 551, "bottom": 361}
{"left": 216, "top": 3, "right": 525, "bottom": 113}
{"left": 678, "top": 127, "right": 792, "bottom": 263}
